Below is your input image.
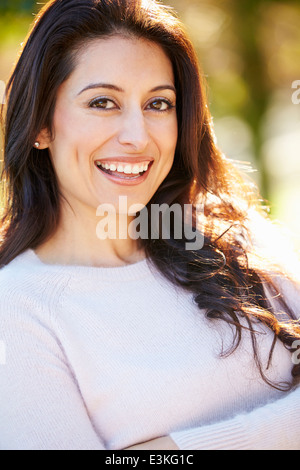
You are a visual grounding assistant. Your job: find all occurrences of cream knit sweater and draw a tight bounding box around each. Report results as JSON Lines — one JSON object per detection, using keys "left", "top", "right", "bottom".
{"left": 0, "top": 249, "right": 299, "bottom": 450}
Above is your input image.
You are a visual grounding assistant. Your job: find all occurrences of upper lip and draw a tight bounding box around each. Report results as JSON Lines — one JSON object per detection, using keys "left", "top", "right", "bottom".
{"left": 95, "top": 156, "right": 154, "bottom": 164}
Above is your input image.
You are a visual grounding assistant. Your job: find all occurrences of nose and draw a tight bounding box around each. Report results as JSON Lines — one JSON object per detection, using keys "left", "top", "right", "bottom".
{"left": 117, "top": 107, "right": 150, "bottom": 152}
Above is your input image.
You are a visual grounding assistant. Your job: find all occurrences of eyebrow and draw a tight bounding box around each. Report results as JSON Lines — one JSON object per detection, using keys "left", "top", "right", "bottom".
{"left": 77, "top": 83, "right": 176, "bottom": 96}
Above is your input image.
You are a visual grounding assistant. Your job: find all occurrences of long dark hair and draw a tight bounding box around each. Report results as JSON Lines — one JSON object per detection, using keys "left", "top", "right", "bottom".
{"left": 1, "top": 0, "right": 300, "bottom": 390}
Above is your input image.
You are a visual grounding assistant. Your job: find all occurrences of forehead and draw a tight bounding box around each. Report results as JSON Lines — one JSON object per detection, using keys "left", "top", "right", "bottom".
{"left": 68, "top": 35, "right": 175, "bottom": 91}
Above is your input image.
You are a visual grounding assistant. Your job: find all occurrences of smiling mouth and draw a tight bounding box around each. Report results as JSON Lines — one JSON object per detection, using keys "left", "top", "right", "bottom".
{"left": 95, "top": 161, "right": 154, "bottom": 180}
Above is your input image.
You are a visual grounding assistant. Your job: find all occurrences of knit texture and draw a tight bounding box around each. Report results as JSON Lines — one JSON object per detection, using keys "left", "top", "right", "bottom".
{"left": 0, "top": 249, "right": 299, "bottom": 450}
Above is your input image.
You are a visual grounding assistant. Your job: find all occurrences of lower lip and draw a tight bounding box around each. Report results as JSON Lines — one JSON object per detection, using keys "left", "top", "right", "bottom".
{"left": 95, "top": 162, "right": 153, "bottom": 186}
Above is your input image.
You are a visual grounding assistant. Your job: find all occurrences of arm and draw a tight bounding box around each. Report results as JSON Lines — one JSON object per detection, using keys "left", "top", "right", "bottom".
{"left": 126, "top": 436, "right": 179, "bottom": 450}
{"left": 127, "top": 275, "right": 300, "bottom": 451}
{"left": 124, "top": 387, "right": 300, "bottom": 450}
{"left": 0, "top": 308, "right": 106, "bottom": 450}
{"left": 169, "top": 386, "right": 300, "bottom": 450}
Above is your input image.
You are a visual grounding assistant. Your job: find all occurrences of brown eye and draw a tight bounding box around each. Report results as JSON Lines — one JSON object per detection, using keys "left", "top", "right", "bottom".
{"left": 89, "top": 98, "right": 116, "bottom": 109}
{"left": 148, "top": 99, "right": 173, "bottom": 112}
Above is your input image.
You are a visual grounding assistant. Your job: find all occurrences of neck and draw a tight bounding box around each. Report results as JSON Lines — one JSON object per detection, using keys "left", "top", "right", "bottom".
{"left": 35, "top": 201, "right": 145, "bottom": 267}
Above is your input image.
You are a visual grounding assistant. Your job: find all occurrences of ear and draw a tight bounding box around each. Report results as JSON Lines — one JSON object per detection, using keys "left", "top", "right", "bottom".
{"left": 34, "top": 128, "right": 51, "bottom": 149}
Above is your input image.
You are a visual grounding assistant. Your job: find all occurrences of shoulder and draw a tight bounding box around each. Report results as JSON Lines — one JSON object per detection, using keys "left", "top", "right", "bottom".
{"left": 0, "top": 250, "right": 70, "bottom": 323}
{"left": 264, "top": 273, "right": 300, "bottom": 321}
{"left": 245, "top": 210, "right": 300, "bottom": 319}
{"left": 246, "top": 209, "right": 300, "bottom": 276}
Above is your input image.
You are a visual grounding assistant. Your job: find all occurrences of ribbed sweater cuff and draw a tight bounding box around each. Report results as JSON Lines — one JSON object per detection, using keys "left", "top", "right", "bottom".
{"left": 170, "top": 418, "right": 249, "bottom": 450}
{"left": 170, "top": 387, "right": 300, "bottom": 450}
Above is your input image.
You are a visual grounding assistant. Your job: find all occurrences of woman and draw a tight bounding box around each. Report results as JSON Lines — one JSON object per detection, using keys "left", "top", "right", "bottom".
{"left": 0, "top": 0, "right": 299, "bottom": 450}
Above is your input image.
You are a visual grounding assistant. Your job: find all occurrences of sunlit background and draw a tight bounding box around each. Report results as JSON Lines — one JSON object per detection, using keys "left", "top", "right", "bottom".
{"left": 1, "top": 0, "right": 300, "bottom": 249}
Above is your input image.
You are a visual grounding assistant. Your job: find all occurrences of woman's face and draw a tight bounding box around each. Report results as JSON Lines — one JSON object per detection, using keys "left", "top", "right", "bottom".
{"left": 43, "top": 36, "right": 178, "bottom": 215}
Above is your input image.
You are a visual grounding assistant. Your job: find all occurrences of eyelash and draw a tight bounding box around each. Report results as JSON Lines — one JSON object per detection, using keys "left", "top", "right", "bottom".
{"left": 88, "top": 97, "right": 175, "bottom": 113}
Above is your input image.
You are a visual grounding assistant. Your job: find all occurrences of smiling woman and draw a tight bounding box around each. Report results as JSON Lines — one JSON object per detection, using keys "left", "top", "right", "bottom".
{"left": 35, "top": 36, "right": 177, "bottom": 227}
{"left": 0, "top": 0, "right": 300, "bottom": 451}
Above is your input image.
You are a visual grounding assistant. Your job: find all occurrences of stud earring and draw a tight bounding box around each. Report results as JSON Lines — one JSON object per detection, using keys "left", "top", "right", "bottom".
{"left": 34, "top": 142, "right": 40, "bottom": 149}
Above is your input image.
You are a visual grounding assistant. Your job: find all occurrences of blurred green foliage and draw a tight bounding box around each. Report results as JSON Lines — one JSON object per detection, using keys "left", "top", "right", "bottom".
{"left": 169, "top": 0, "right": 300, "bottom": 246}
{"left": 0, "top": 0, "right": 37, "bottom": 12}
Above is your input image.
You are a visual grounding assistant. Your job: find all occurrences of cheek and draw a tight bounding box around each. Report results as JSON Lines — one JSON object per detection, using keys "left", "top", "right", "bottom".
{"left": 52, "top": 107, "right": 89, "bottom": 148}
{"left": 50, "top": 110, "right": 101, "bottom": 172}
{"left": 156, "top": 117, "right": 178, "bottom": 166}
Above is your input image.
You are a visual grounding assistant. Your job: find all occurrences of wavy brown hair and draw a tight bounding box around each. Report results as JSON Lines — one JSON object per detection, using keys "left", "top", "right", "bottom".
{"left": 1, "top": 0, "right": 300, "bottom": 390}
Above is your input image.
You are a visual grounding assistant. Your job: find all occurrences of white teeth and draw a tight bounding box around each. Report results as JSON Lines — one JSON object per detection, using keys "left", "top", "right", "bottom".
{"left": 132, "top": 164, "right": 140, "bottom": 175}
{"left": 97, "top": 161, "right": 151, "bottom": 174}
{"left": 124, "top": 164, "right": 132, "bottom": 174}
